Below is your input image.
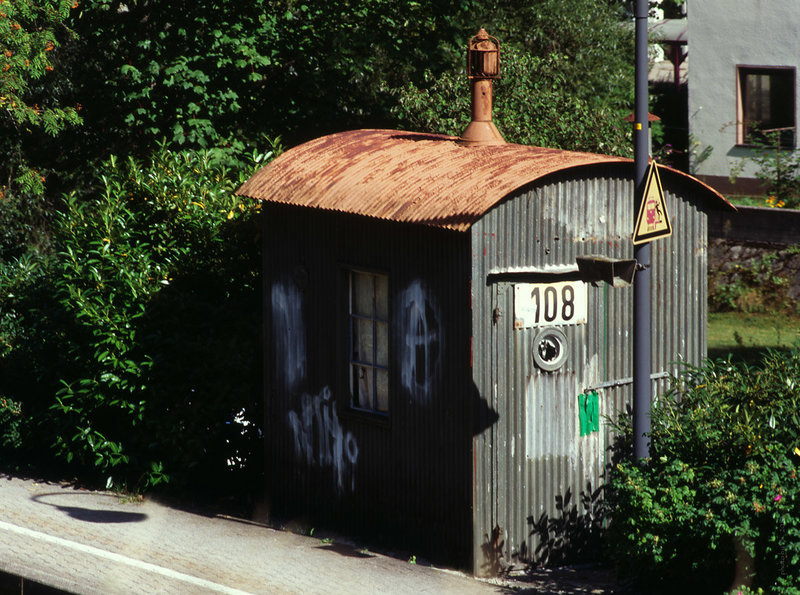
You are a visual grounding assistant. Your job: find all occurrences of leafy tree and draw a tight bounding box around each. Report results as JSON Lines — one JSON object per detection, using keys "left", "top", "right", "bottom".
{"left": 394, "top": 0, "right": 634, "bottom": 155}
{"left": 394, "top": 45, "right": 632, "bottom": 155}
{"left": 61, "top": 0, "right": 471, "bottom": 167}
{"left": 475, "top": 0, "right": 632, "bottom": 91}
{"left": 50, "top": 0, "right": 634, "bottom": 170}
{"left": 0, "top": 0, "right": 82, "bottom": 257}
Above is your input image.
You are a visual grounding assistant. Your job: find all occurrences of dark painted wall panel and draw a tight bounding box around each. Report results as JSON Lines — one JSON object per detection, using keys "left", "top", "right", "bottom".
{"left": 262, "top": 204, "right": 474, "bottom": 566}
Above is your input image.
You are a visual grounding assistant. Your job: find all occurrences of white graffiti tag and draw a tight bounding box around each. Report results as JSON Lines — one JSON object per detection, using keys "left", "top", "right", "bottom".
{"left": 397, "top": 280, "right": 442, "bottom": 403}
{"left": 271, "top": 281, "right": 306, "bottom": 392}
{"left": 287, "top": 386, "right": 359, "bottom": 493}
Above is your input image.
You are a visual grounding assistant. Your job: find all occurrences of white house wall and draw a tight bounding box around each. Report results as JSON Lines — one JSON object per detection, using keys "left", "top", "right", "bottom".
{"left": 688, "top": 0, "right": 800, "bottom": 181}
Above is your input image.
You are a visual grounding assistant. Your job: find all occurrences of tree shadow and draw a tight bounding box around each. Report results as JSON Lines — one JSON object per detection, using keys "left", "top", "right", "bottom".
{"left": 525, "top": 483, "right": 606, "bottom": 567}
{"left": 480, "top": 525, "right": 506, "bottom": 576}
{"left": 479, "top": 414, "right": 633, "bottom": 582}
{"left": 479, "top": 482, "right": 607, "bottom": 578}
{"left": 316, "top": 542, "right": 375, "bottom": 559}
{"left": 31, "top": 492, "right": 148, "bottom": 524}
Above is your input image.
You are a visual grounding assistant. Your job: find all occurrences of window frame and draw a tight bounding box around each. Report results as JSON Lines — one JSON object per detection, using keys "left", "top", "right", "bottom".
{"left": 346, "top": 267, "right": 390, "bottom": 417}
{"left": 736, "top": 65, "right": 796, "bottom": 149}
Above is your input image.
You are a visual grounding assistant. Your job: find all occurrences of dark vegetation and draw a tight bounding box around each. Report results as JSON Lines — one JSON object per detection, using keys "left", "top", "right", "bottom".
{"left": 608, "top": 348, "right": 800, "bottom": 593}
{"left": 708, "top": 243, "right": 800, "bottom": 365}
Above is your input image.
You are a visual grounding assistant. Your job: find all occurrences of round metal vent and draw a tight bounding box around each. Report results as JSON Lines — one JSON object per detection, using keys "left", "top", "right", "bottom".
{"left": 532, "top": 328, "right": 568, "bottom": 372}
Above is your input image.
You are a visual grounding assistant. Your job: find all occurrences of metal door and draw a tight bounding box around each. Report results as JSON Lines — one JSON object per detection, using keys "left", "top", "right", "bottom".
{"left": 489, "top": 277, "right": 605, "bottom": 566}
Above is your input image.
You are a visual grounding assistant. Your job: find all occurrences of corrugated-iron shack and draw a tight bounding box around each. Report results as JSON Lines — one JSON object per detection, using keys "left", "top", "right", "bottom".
{"left": 236, "top": 127, "right": 732, "bottom": 573}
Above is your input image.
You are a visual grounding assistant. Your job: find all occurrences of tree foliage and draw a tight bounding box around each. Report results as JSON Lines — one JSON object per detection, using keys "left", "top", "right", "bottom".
{"left": 62, "top": 0, "right": 633, "bottom": 161}
{"left": 0, "top": 0, "right": 82, "bottom": 258}
{"left": 394, "top": 0, "right": 634, "bottom": 155}
{"left": 0, "top": 143, "right": 276, "bottom": 490}
{"left": 394, "top": 46, "right": 631, "bottom": 155}
{"left": 609, "top": 350, "right": 800, "bottom": 592}
{"left": 475, "top": 0, "right": 633, "bottom": 96}
{"left": 63, "top": 0, "right": 470, "bottom": 164}
{"left": 0, "top": 0, "right": 82, "bottom": 192}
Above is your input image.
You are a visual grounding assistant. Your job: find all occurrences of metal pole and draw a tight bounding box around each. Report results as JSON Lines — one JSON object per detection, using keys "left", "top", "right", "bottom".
{"left": 633, "top": 0, "right": 651, "bottom": 461}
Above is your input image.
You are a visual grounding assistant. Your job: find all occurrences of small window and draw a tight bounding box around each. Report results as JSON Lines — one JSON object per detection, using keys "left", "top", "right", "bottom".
{"left": 737, "top": 67, "right": 796, "bottom": 147}
{"left": 348, "top": 270, "right": 389, "bottom": 414}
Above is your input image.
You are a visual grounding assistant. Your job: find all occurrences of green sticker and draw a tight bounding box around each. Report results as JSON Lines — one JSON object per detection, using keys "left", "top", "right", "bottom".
{"left": 578, "top": 390, "right": 600, "bottom": 436}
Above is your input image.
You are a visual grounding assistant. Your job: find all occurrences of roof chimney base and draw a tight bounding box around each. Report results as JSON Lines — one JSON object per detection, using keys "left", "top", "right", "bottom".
{"left": 458, "top": 120, "right": 505, "bottom": 146}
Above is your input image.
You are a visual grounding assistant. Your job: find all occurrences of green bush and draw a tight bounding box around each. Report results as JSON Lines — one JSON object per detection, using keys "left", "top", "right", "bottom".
{"left": 751, "top": 133, "right": 800, "bottom": 210}
{"left": 0, "top": 140, "right": 278, "bottom": 492}
{"left": 609, "top": 348, "right": 800, "bottom": 592}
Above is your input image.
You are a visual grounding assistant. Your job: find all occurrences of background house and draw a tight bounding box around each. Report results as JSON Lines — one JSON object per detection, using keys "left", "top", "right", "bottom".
{"left": 688, "top": 0, "right": 799, "bottom": 194}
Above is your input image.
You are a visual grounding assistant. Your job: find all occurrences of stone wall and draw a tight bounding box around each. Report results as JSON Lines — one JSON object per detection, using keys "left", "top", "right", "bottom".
{"left": 708, "top": 239, "right": 800, "bottom": 305}
{"left": 708, "top": 205, "right": 800, "bottom": 306}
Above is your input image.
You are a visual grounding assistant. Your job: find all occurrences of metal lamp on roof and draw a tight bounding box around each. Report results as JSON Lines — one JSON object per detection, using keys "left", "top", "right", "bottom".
{"left": 459, "top": 28, "right": 505, "bottom": 146}
{"left": 467, "top": 28, "right": 500, "bottom": 79}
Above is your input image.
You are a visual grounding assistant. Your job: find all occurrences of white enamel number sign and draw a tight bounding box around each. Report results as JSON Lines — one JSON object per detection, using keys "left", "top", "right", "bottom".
{"left": 514, "top": 281, "right": 587, "bottom": 329}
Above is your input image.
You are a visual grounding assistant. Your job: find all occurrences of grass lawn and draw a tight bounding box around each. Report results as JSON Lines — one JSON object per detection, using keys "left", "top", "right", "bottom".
{"left": 725, "top": 194, "right": 766, "bottom": 208}
{"left": 708, "top": 311, "right": 800, "bottom": 363}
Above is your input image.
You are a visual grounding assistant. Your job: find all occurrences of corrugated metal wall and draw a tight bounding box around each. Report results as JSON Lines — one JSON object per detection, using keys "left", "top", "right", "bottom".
{"left": 261, "top": 161, "right": 713, "bottom": 573}
{"left": 470, "top": 163, "right": 709, "bottom": 573}
{"left": 262, "top": 203, "right": 474, "bottom": 566}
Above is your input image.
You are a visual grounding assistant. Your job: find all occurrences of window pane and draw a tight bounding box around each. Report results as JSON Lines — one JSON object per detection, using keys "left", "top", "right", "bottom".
{"left": 376, "top": 321, "right": 389, "bottom": 366}
{"left": 353, "top": 318, "right": 374, "bottom": 364}
{"left": 348, "top": 269, "right": 389, "bottom": 414}
{"left": 352, "top": 271, "right": 374, "bottom": 316}
{"left": 375, "top": 274, "right": 389, "bottom": 319}
{"left": 376, "top": 369, "right": 389, "bottom": 412}
{"left": 772, "top": 73, "right": 795, "bottom": 146}
{"left": 742, "top": 68, "right": 795, "bottom": 146}
{"left": 351, "top": 365, "right": 373, "bottom": 409}
{"left": 745, "top": 73, "right": 770, "bottom": 125}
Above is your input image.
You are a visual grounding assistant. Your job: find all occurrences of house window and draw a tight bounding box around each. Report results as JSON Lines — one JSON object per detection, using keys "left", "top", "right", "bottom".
{"left": 737, "top": 66, "right": 796, "bottom": 148}
{"left": 348, "top": 270, "right": 389, "bottom": 414}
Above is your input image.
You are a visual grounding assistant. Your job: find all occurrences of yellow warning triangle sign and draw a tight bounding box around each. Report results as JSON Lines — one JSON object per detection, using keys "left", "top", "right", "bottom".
{"left": 633, "top": 160, "right": 672, "bottom": 245}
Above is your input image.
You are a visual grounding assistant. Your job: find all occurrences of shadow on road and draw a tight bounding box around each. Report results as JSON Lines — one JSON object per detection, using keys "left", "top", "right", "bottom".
{"left": 30, "top": 492, "right": 148, "bottom": 524}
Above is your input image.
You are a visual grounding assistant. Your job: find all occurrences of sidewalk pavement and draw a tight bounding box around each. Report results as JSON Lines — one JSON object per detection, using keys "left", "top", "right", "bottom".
{"left": 0, "top": 474, "right": 616, "bottom": 594}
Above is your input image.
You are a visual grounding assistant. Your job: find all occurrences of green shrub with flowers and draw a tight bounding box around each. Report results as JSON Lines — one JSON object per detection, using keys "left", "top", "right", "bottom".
{"left": 609, "top": 347, "right": 800, "bottom": 593}
{"left": 0, "top": 140, "right": 278, "bottom": 492}
{"left": 729, "top": 130, "right": 800, "bottom": 210}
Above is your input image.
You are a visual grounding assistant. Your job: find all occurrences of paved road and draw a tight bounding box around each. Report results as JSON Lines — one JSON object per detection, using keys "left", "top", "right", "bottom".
{"left": 0, "top": 474, "right": 512, "bottom": 594}
{"left": 0, "top": 475, "right": 617, "bottom": 594}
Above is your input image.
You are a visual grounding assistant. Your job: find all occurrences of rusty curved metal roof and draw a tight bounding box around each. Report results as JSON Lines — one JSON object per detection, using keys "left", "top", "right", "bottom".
{"left": 236, "top": 129, "right": 731, "bottom": 232}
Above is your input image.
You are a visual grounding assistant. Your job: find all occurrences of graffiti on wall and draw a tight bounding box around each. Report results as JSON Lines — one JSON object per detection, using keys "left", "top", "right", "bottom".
{"left": 272, "top": 280, "right": 359, "bottom": 493}
{"left": 271, "top": 281, "right": 306, "bottom": 392}
{"left": 287, "top": 386, "right": 359, "bottom": 494}
{"left": 397, "top": 280, "right": 442, "bottom": 403}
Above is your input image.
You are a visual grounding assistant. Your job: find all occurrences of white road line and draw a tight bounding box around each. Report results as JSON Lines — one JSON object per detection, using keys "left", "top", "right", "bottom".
{"left": 0, "top": 519, "right": 252, "bottom": 595}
